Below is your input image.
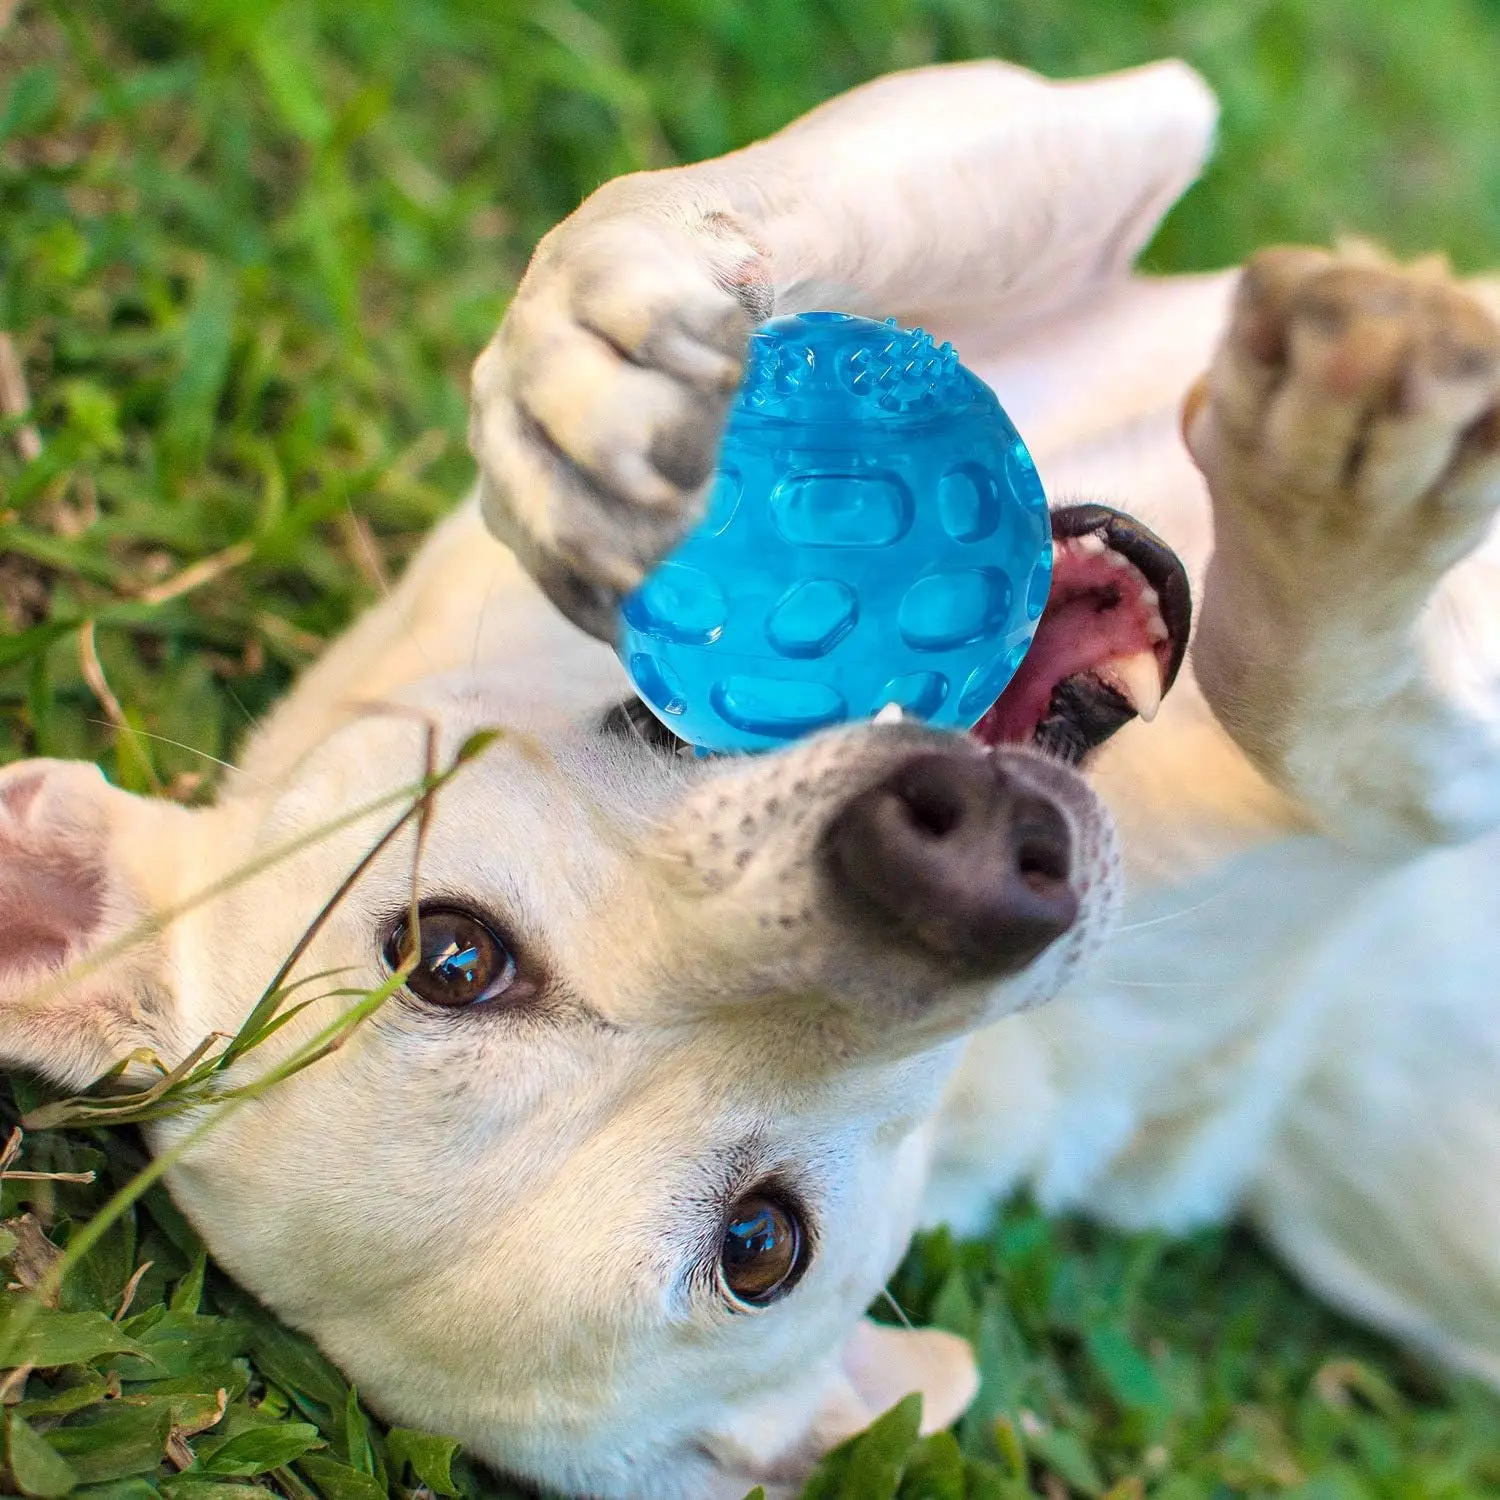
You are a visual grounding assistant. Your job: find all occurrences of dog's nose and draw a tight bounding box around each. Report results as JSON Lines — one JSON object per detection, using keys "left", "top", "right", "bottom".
{"left": 823, "top": 751, "right": 1078, "bottom": 970}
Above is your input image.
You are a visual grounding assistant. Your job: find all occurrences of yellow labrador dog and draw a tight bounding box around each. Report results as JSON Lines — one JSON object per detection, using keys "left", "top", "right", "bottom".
{"left": 3, "top": 58, "right": 1500, "bottom": 1500}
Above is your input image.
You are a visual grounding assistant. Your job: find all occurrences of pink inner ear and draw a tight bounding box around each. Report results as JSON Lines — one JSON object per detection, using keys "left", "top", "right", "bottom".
{"left": 0, "top": 772, "right": 46, "bottom": 821}
{"left": 0, "top": 843, "right": 106, "bottom": 976}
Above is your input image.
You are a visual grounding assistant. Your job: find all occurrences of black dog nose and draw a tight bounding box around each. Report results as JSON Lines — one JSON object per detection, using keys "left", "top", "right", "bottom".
{"left": 824, "top": 752, "right": 1078, "bottom": 970}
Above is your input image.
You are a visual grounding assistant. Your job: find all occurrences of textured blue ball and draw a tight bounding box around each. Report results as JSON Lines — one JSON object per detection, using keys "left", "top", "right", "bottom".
{"left": 618, "top": 311, "right": 1052, "bottom": 753}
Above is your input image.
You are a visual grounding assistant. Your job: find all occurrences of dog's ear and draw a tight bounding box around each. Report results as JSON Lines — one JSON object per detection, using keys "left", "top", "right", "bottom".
{"left": 701, "top": 1318, "right": 978, "bottom": 1485}
{"left": 0, "top": 758, "right": 198, "bottom": 1089}
{"left": 836, "top": 1317, "right": 980, "bottom": 1432}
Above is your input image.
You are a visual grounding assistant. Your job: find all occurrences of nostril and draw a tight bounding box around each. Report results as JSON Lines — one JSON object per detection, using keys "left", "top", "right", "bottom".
{"left": 1017, "top": 838, "right": 1069, "bottom": 890}
{"left": 1013, "top": 797, "right": 1074, "bottom": 895}
{"left": 890, "top": 754, "right": 981, "bottom": 840}
{"left": 898, "top": 782, "right": 963, "bottom": 838}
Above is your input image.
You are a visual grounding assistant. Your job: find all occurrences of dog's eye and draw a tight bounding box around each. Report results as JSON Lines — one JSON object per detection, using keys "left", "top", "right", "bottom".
{"left": 719, "top": 1193, "right": 806, "bottom": 1307}
{"left": 384, "top": 905, "right": 518, "bottom": 1008}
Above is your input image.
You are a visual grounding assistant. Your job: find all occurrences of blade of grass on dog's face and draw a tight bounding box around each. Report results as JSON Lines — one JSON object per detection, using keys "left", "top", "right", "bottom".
{"left": 9, "top": 730, "right": 483, "bottom": 1060}
{"left": 0, "top": 966, "right": 410, "bottom": 1369}
{"left": 4, "top": 727, "right": 489, "bottom": 1390}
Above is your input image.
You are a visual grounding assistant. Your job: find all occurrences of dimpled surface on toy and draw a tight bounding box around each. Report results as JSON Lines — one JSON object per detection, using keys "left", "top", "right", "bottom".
{"left": 619, "top": 311, "right": 1052, "bottom": 753}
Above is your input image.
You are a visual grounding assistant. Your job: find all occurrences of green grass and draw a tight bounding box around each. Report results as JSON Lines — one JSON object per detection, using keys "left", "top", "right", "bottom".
{"left": 3, "top": 0, "right": 1500, "bottom": 1495}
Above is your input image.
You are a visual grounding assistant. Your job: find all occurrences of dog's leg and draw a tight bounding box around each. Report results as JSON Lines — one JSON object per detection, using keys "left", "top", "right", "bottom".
{"left": 1186, "top": 250, "right": 1500, "bottom": 1389}
{"left": 1246, "top": 829, "right": 1500, "bottom": 1387}
{"left": 472, "top": 59, "right": 1217, "bottom": 639}
{"left": 1185, "top": 248, "right": 1500, "bottom": 853}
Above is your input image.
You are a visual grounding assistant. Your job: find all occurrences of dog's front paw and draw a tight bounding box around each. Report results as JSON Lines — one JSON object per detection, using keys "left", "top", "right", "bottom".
{"left": 470, "top": 202, "right": 771, "bottom": 638}
{"left": 1186, "top": 246, "right": 1500, "bottom": 599}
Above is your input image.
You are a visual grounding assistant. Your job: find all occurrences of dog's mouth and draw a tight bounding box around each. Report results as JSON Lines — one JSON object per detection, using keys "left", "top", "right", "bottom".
{"left": 971, "top": 502, "right": 1191, "bottom": 763}
{"left": 608, "top": 502, "right": 1190, "bottom": 764}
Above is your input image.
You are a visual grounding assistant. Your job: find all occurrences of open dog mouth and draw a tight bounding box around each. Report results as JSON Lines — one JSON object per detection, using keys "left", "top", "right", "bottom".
{"left": 972, "top": 503, "right": 1191, "bottom": 763}
{"left": 608, "top": 502, "right": 1190, "bottom": 764}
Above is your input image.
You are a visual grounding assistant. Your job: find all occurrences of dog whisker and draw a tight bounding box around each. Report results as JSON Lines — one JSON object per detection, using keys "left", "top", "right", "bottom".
{"left": 1102, "top": 977, "right": 1233, "bottom": 991}
{"left": 86, "top": 720, "right": 272, "bottom": 792}
{"left": 346, "top": 495, "right": 438, "bottom": 680}
{"left": 470, "top": 575, "right": 499, "bottom": 671}
{"left": 221, "top": 681, "right": 260, "bottom": 735}
{"left": 878, "top": 1287, "right": 915, "bottom": 1331}
{"left": 1115, "top": 889, "right": 1232, "bottom": 933}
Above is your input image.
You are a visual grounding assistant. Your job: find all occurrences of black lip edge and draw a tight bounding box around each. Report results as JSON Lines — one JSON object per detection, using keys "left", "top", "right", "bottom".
{"left": 1032, "top": 674, "right": 1136, "bottom": 765}
{"left": 1048, "top": 502, "right": 1193, "bottom": 694}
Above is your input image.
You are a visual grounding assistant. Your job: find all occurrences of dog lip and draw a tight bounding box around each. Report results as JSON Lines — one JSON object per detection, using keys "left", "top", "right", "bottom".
{"left": 1049, "top": 502, "right": 1192, "bottom": 692}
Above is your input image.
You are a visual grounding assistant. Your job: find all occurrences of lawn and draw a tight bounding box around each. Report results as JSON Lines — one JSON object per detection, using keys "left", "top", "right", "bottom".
{"left": 3, "top": 0, "right": 1500, "bottom": 1496}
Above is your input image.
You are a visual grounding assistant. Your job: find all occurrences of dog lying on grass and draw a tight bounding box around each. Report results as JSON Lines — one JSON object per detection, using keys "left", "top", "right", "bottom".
{"left": 3, "top": 56, "right": 1500, "bottom": 1500}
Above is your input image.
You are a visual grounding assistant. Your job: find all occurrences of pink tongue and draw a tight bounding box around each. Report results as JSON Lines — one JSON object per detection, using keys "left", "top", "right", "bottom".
{"left": 970, "top": 550, "right": 1166, "bottom": 746}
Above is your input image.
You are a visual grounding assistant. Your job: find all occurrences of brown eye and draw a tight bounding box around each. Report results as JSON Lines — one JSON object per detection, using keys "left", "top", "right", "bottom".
{"left": 720, "top": 1193, "right": 806, "bottom": 1307}
{"left": 385, "top": 905, "right": 518, "bottom": 1008}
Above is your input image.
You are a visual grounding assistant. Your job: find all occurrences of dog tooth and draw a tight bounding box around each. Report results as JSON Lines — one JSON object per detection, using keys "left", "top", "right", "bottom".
{"left": 1101, "top": 650, "right": 1164, "bottom": 722}
{"left": 873, "top": 702, "right": 905, "bottom": 725}
{"left": 1105, "top": 548, "right": 1131, "bottom": 568}
{"left": 1138, "top": 585, "right": 1160, "bottom": 611}
{"left": 1147, "top": 614, "right": 1171, "bottom": 643}
{"left": 1076, "top": 533, "right": 1107, "bottom": 556}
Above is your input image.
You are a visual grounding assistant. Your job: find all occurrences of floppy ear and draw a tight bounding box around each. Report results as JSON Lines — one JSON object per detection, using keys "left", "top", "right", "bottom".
{"left": 701, "top": 1318, "right": 978, "bottom": 1488}
{"left": 0, "top": 758, "right": 196, "bottom": 1089}
{"left": 836, "top": 1317, "right": 979, "bottom": 1430}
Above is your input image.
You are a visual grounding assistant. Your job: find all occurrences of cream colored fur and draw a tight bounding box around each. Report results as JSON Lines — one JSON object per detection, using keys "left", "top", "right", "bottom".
{"left": 3, "top": 58, "right": 1499, "bottom": 1498}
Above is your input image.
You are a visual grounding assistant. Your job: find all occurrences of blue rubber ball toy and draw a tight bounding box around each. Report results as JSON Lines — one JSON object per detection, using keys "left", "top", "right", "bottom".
{"left": 618, "top": 311, "right": 1052, "bottom": 753}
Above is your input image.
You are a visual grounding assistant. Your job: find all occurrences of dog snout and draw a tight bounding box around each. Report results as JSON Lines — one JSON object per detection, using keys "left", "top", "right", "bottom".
{"left": 823, "top": 751, "right": 1079, "bottom": 971}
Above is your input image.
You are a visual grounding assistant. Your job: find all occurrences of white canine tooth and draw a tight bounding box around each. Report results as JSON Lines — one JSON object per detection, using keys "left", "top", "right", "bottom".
{"left": 1105, "top": 548, "right": 1130, "bottom": 568}
{"left": 1051, "top": 541, "right": 1063, "bottom": 562}
{"left": 1139, "top": 585, "right": 1160, "bottom": 611}
{"left": 873, "top": 702, "right": 905, "bottom": 725}
{"left": 1076, "top": 533, "right": 1107, "bottom": 556}
{"left": 1101, "top": 650, "right": 1164, "bottom": 722}
{"left": 1147, "top": 614, "right": 1171, "bottom": 643}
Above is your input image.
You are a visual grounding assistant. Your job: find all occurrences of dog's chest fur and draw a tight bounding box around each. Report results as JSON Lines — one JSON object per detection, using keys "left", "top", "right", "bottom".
{"left": 930, "top": 819, "right": 1499, "bottom": 1232}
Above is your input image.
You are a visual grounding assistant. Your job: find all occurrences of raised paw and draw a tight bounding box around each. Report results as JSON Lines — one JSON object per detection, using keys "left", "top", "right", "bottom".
{"left": 1185, "top": 245, "right": 1500, "bottom": 596}
{"left": 469, "top": 198, "right": 771, "bottom": 639}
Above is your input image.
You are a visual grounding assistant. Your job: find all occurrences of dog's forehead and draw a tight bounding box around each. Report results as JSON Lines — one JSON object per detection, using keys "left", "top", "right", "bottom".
{"left": 330, "top": 1026, "right": 939, "bottom": 1304}
{"left": 356, "top": 997, "right": 953, "bottom": 1174}
{"left": 261, "top": 669, "right": 683, "bottom": 858}
{"left": 373, "top": 714, "right": 691, "bottom": 944}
